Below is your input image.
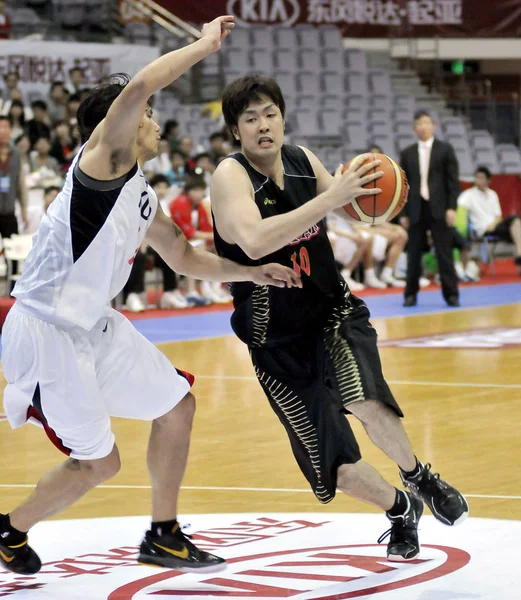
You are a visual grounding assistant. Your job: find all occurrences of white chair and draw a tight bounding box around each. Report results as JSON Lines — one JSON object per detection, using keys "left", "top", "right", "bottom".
{"left": 3, "top": 234, "right": 33, "bottom": 292}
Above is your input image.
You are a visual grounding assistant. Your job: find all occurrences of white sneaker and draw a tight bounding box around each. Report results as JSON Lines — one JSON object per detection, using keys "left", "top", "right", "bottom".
{"left": 126, "top": 293, "right": 145, "bottom": 312}
{"left": 364, "top": 272, "right": 387, "bottom": 289}
{"left": 160, "top": 290, "right": 189, "bottom": 309}
{"left": 341, "top": 270, "right": 365, "bottom": 291}
{"left": 380, "top": 273, "right": 406, "bottom": 288}
{"left": 455, "top": 261, "right": 466, "bottom": 281}
{"left": 214, "top": 288, "right": 233, "bottom": 303}
{"left": 419, "top": 277, "right": 431, "bottom": 288}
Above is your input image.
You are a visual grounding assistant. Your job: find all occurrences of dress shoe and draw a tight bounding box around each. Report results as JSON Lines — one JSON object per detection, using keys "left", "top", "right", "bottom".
{"left": 446, "top": 296, "right": 460, "bottom": 307}
{"left": 403, "top": 295, "right": 417, "bottom": 307}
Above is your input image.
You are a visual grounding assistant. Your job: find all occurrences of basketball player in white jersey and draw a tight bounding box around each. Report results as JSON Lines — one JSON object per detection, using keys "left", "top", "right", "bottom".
{"left": 0, "top": 17, "right": 300, "bottom": 576}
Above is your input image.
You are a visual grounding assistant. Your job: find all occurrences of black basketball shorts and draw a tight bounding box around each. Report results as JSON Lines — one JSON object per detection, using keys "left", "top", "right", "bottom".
{"left": 249, "top": 294, "right": 402, "bottom": 504}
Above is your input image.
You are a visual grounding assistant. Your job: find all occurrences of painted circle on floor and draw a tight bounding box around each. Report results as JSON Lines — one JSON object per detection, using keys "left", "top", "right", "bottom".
{"left": 0, "top": 513, "right": 520, "bottom": 599}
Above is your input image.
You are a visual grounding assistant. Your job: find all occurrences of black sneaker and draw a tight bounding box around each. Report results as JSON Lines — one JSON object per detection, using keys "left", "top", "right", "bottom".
{"left": 0, "top": 535, "right": 41, "bottom": 575}
{"left": 401, "top": 462, "right": 469, "bottom": 526}
{"left": 138, "top": 523, "right": 226, "bottom": 572}
{"left": 378, "top": 492, "right": 423, "bottom": 562}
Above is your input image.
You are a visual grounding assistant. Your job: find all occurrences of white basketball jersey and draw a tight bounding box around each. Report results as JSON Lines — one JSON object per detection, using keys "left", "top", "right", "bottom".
{"left": 13, "top": 149, "right": 158, "bottom": 330}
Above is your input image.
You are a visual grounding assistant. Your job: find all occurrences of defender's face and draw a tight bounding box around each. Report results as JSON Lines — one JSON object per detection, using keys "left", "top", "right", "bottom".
{"left": 235, "top": 95, "right": 284, "bottom": 160}
{"left": 137, "top": 106, "right": 160, "bottom": 161}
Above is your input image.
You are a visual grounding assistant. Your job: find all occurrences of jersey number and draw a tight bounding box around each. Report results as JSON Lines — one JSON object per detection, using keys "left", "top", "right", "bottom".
{"left": 290, "top": 247, "right": 311, "bottom": 277}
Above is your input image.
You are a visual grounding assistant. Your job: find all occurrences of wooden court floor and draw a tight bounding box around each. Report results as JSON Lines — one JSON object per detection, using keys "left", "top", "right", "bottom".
{"left": 1, "top": 302, "right": 521, "bottom": 523}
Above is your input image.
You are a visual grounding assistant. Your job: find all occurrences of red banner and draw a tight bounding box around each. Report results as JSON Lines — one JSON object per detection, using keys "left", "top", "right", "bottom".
{"left": 159, "top": 0, "right": 521, "bottom": 38}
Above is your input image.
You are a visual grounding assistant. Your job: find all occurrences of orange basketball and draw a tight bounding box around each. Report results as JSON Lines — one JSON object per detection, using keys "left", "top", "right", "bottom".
{"left": 342, "top": 153, "right": 409, "bottom": 225}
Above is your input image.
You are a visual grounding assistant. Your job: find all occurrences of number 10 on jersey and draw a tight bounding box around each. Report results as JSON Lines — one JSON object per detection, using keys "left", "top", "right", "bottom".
{"left": 290, "top": 247, "right": 311, "bottom": 277}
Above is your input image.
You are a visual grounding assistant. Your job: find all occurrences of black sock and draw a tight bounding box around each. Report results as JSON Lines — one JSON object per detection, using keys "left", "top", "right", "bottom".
{"left": 388, "top": 489, "right": 409, "bottom": 517}
{"left": 400, "top": 457, "right": 423, "bottom": 479}
{"left": 0, "top": 514, "right": 27, "bottom": 546}
{"left": 150, "top": 518, "right": 178, "bottom": 537}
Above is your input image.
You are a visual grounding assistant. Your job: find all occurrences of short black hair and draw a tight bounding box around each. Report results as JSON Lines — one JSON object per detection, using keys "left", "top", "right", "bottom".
{"left": 0, "top": 115, "right": 11, "bottom": 125}
{"left": 76, "top": 73, "right": 130, "bottom": 143}
{"left": 209, "top": 131, "right": 225, "bottom": 143}
{"left": 69, "top": 66, "right": 84, "bottom": 76}
{"left": 414, "top": 110, "right": 433, "bottom": 123}
{"left": 44, "top": 186, "right": 61, "bottom": 196}
{"left": 162, "top": 119, "right": 179, "bottom": 137}
{"left": 183, "top": 176, "right": 207, "bottom": 193}
{"left": 50, "top": 81, "right": 66, "bottom": 91}
{"left": 68, "top": 93, "right": 82, "bottom": 104}
{"left": 368, "top": 144, "right": 383, "bottom": 154}
{"left": 222, "top": 74, "right": 286, "bottom": 130}
{"left": 171, "top": 148, "right": 186, "bottom": 160}
{"left": 149, "top": 174, "right": 170, "bottom": 188}
{"left": 14, "top": 133, "right": 28, "bottom": 145}
{"left": 475, "top": 165, "right": 492, "bottom": 179}
{"left": 194, "top": 152, "right": 211, "bottom": 162}
{"left": 31, "top": 100, "right": 48, "bottom": 112}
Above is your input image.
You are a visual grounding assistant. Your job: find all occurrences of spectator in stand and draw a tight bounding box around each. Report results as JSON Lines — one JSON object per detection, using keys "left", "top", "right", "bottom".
{"left": 169, "top": 177, "right": 217, "bottom": 305}
{"left": 177, "top": 136, "right": 196, "bottom": 171}
{"left": 14, "top": 134, "right": 30, "bottom": 176}
{"left": 66, "top": 93, "right": 81, "bottom": 125}
{"left": 165, "top": 149, "right": 187, "bottom": 188}
{"left": 1, "top": 74, "right": 32, "bottom": 120}
{"left": 357, "top": 224, "right": 408, "bottom": 288}
{"left": 0, "top": 0, "right": 12, "bottom": 39}
{"left": 28, "top": 136, "right": 60, "bottom": 175}
{"left": 47, "top": 82, "right": 69, "bottom": 124}
{"left": 25, "top": 101, "right": 52, "bottom": 147}
{"left": 208, "top": 131, "right": 228, "bottom": 165}
{"left": 67, "top": 67, "right": 86, "bottom": 96}
{"left": 7, "top": 100, "right": 25, "bottom": 140}
{"left": 458, "top": 166, "right": 521, "bottom": 275}
{"left": 49, "top": 120, "right": 80, "bottom": 171}
{"left": 162, "top": 118, "right": 180, "bottom": 153}
{"left": 150, "top": 174, "right": 190, "bottom": 308}
{"left": 123, "top": 245, "right": 148, "bottom": 312}
{"left": 0, "top": 116, "right": 28, "bottom": 284}
{"left": 43, "top": 185, "right": 60, "bottom": 214}
{"left": 193, "top": 152, "right": 215, "bottom": 186}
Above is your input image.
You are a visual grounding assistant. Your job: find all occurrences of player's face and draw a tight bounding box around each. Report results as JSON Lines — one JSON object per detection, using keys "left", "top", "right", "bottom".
{"left": 414, "top": 116, "right": 435, "bottom": 141}
{"left": 137, "top": 106, "right": 160, "bottom": 161}
{"left": 235, "top": 95, "right": 284, "bottom": 159}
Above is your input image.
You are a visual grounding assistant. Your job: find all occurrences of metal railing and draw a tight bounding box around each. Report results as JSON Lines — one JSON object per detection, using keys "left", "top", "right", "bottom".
{"left": 120, "top": 0, "right": 200, "bottom": 40}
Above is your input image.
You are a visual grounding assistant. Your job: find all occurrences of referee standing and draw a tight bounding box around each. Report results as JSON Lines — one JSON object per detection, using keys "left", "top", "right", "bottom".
{"left": 400, "top": 111, "right": 461, "bottom": 307}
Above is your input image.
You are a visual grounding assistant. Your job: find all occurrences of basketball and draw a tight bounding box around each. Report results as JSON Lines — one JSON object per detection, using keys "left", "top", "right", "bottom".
{"left": 342, "top": 153, "right": 409, "bottom": 225}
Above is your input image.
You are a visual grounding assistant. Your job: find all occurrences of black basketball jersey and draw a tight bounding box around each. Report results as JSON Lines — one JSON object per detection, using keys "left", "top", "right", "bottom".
{"left": 213, "top": 145, "right": 347, "bottom": 347}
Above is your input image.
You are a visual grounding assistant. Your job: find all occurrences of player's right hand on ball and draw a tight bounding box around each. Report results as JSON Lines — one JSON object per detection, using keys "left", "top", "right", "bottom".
{"left": 328, "top": 154, "right": 383, "bottom": 209}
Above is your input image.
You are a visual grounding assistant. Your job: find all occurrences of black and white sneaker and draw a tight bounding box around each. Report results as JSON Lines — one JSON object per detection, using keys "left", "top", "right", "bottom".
{"left": 138, "top": 522, "right": 226, "bottom": 572}
{"left": 401, "top": 462, "right": 469, "bottom": 526}
{"left": 0, "top": 535, "right": 41, "bottom": 575}
{"left": 378, "top": 492, "right": 424, "bottom": 562}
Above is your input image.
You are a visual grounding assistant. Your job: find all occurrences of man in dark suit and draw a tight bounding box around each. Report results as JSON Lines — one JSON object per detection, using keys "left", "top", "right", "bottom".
{"left": 400, "top": 110, "right": 460, "bottom": 307}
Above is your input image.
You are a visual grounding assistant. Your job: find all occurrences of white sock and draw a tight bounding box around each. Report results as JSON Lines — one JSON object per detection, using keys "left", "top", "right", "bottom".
{"left": 382, "top": 266, "right": 393, "bottom": 279}
{"left": 343, "top": 268, "right": 352, "bottom": 277}
{"left": 365, "top": 268, "right": 375, "bottom": 278}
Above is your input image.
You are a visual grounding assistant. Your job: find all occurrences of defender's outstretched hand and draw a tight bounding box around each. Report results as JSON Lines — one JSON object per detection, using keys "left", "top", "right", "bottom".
{"left": 202, "top": 16, "right": 235, "bottom": 51}
{"left": 251, "top": 264, "right": 303, "bottom": 288}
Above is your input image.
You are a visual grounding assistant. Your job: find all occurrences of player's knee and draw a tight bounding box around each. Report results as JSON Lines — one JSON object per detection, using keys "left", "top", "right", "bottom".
{"left": 397, "top": 228, "right": 408, "bottom": 243}
{"left": 76, "top": 445, "right": 121, "bottom": 486}
{"left": 156, "top": 392, "right": 196, "bottom": 430}
{"left": 337, "top": 462, "right": 362, "bottom": 492}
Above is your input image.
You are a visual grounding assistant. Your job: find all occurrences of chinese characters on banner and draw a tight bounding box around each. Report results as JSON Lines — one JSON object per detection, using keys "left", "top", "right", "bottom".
{"left": 161, "top": 0, "right": 521, "bottom": 37}
{"left": 307, "top": 0, "right": 462, "bottom": 26}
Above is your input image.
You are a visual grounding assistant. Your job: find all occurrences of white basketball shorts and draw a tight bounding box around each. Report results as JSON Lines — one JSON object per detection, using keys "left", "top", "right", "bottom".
{"left": 2, "top": 304, "right": 193, "bottom": 460}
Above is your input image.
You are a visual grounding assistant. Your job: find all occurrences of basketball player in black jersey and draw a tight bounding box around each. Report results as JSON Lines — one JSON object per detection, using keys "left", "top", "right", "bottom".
{"left": 211, "top": 75, "right": 469, "bottom": 562}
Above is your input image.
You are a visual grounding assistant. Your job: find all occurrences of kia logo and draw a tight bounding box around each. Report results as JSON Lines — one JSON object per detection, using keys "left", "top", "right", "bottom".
{"left": 226, "top": 0, "right": 301, "bottom": 27}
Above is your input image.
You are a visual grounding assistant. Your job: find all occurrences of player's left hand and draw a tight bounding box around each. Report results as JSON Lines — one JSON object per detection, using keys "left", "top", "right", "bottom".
{"left": 251, "top": 264, "right": 303, "bottom": 288}
{"left": 201, "top": 16, "right": 235, "bottom": 52}
{"left": 446, "top": 209, "right": 456, "bottom": 228}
